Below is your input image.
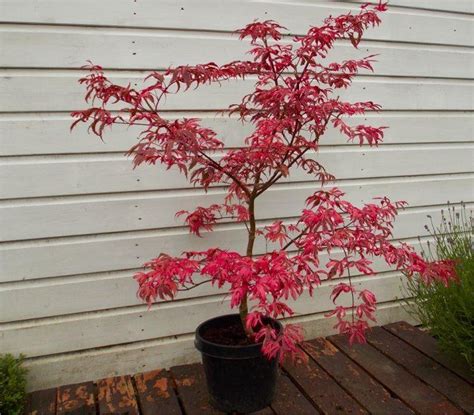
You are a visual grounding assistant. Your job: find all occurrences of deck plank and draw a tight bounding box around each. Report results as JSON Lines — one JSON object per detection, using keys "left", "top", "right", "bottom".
{"left": 271, "top": 372, "right": 321, "bottom": 415}
{"left": 170, "top": 363, "right": 221, "bottom": 415}
{"left": 133, "top": 369, "right": 182, "bottom": 415}
{"left": 57, "top": 381, "right": 95, "bottom": 415}
{"left": 24, "top": 388, "right": 56, "bottom": 415}
{"left": 96, "top": 375, "right": 139, "bottom": 415}
{"left": 24, "top": 321, "right": 474, "bottom": 415}
{"left": 367, "top": 326, "right": 474, "bottom": 414}
{"left": 329, "top": 334, "right": 464, "bottom": 415}
{"left": 383, "top": 321, "right": 474, "bottom": 385}
{"left": 284, "top": 355, "right": 367, "bottom": 414}
{"left": 302, "top": 338, "right": 413, "bottom": 415}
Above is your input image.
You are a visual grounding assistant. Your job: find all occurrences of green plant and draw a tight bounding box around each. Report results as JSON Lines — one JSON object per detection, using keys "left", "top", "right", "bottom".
{"left": 405, "top": 203, "right": 474, "bottom": 370}
{"left": 0, "top": 354, "right": 28, "bottom": 415}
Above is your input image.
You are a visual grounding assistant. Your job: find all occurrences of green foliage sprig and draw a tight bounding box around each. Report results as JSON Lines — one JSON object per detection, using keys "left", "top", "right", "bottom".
{"left": 405, "top": 203, "right": 474, "bottom": 370}
{"left": 0, "top": 354, "right": 28, "bottom": 415}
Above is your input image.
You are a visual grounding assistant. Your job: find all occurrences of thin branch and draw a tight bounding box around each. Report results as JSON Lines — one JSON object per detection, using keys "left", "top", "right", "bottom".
{"left": 115, "top": 121, "right": 150, "bottom": 127}
{"left": 342, "top": 247, "right": 356, "bottom": 325}
{"left": 262, "top": 38, "right": 280, "bottom": 87}
{"left": 282, "top": 227, "right": 309, "bottom": 251}
{"left": 177, "top": 279, "right": 212, "bottom": 292}
{"left": 196, "top": 150, "right": 251, "bottom": 198}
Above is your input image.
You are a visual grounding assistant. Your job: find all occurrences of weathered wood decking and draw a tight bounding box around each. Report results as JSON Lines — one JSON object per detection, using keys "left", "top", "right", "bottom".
{"left": 24, "top": 321, "right": 474, "bottom": 414}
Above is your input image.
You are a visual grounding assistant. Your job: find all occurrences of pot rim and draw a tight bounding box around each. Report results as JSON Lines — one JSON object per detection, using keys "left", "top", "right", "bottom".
{"left": 195, "top": 313, "right": 282, "bottom": 359}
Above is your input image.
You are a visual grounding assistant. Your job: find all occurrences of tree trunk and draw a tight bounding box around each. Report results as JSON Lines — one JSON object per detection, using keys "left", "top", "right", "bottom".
{"left": 240, "top": 197, "right": 256, "bottom": 335}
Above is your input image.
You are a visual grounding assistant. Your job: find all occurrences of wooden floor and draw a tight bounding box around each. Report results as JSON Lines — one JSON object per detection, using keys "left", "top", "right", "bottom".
{"left": 25, "top": 321, "right": 474, "bottom": 415}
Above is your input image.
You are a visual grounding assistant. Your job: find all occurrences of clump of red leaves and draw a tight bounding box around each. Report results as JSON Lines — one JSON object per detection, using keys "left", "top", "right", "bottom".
{"left": 72, "top": 1, "right": 456, "bottom": 362}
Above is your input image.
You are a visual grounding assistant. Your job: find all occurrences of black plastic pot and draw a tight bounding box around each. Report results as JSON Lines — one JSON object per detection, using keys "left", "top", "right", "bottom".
{"left": 195, "top": 314, "right": 281, "bottom": 413}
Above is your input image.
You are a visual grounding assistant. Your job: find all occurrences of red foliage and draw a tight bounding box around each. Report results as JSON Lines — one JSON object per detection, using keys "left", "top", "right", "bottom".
{"left": 72, "top": 1, "right": 456, "bottom": 362}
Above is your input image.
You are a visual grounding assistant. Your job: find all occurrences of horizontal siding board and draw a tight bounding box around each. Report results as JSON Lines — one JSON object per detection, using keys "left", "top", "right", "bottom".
{"left": 0, "top": 273, "right": 406, "bottom": 357}
{"left": 1, "top": 174, "right": 473, "bottom": 241}
{"left": 1, "top": 74, "right": 473, "bottom": 113}
{"left": 0, "top": 112, "right": 252, "bottom": 156}
{"left": 0, "top": 225, "right": 256, "bottom": 283}
{"left": 348, "top": 0, "right": 474, "bottom": 14}
{"left": 0, "top": 112, "right": 472, "bottom": 156}
{"left": 0, "top": 1, "right": 471, "bottom": 47}
{"left": 1, "top": 28, "right": 472, "bottom": 78}
{"left": 0, "top": 238, "right": 429, "bottom": 322}
{"left": 1, "top": 294, "right": 229, "bottom": 358}
{"left": 1, "top": 203, "right": 468, "bottom": 284}
{"left": 0, "top": 270, "right": 215, "bottom": 323}
{"left": 1, "top": 145, "right": 473, "bottom": 199}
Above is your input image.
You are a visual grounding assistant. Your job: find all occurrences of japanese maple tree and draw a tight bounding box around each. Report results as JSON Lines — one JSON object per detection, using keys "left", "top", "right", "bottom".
{"left": 72, "top": 1, "right": 456, "bottom": 361}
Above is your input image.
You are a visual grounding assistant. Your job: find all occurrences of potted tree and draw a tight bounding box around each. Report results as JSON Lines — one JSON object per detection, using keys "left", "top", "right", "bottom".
{"left": 72, "top": 2, "right": 456, "bottom": 412}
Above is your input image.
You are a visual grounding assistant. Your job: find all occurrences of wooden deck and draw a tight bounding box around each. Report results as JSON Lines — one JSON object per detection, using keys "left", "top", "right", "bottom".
{"left": 24, "top": 321, "right": 474, "bottom": 415}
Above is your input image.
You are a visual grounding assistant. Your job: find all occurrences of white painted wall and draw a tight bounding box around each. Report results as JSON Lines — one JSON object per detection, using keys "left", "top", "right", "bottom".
{"left": 0, "top": 0, "right": 472, "bottom": 391}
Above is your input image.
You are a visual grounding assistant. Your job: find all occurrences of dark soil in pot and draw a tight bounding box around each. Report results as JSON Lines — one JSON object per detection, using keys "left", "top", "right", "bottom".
{"left": 195, "top": 314, "right": 281, "bottom": 413}
{"left": 201, "top": 318, "right": 254, "bottom": 346}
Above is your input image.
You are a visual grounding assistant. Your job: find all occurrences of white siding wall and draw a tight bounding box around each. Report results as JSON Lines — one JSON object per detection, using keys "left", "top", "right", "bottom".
{"left": 0, "top": 0, "right": 472, "bottom": 391}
